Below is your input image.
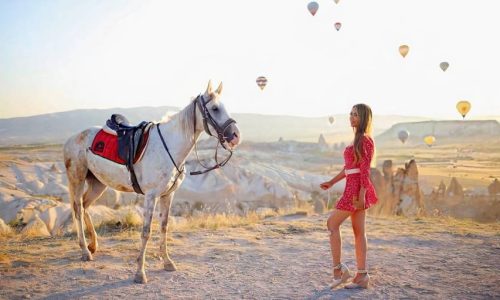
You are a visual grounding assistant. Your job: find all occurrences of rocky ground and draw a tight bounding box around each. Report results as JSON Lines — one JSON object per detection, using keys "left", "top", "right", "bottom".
{"left": 1, "top": 213, "right": 499, "bottom": 299}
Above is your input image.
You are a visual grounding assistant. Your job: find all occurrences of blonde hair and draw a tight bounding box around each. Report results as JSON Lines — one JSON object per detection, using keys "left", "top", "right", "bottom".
{"left": 352, "top": 103, "right": 373, "bottom": 163}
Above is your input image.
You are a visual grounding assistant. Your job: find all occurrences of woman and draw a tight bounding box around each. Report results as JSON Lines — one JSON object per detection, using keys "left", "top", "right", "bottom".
{"left": 320, "top": 103, "right": 378, "bottom": 289}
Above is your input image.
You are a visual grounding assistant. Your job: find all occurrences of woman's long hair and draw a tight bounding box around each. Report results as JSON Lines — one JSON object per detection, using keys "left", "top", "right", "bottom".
{"left": 353, "top": 103, "right": 373, "bottom": 164}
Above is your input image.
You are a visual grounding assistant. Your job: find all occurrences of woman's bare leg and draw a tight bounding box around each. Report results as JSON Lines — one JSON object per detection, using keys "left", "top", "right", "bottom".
{"left": 326, "top": 209, "right": 351, "bottom": 278}
{"left": 351, "top": 209, "right": 367, "bottom": 281}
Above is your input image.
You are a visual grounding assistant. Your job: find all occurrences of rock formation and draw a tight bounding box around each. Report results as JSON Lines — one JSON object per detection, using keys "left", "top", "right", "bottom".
{"left": 318, "top": 134, "right": 329, "bottom": 152}
{"left": 446, "top": 177, "right": 464, "bottom": 200}
{"left": 370, "top": 159, "right": 425, "bottom": 216}
{"left": 488, "top": 178, "right": 500, "bottom": 200}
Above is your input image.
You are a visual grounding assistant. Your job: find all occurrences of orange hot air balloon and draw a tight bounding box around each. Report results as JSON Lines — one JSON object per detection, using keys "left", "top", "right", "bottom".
{"left": 334, "top": 0, "right": 340, "bottom": 4}
{"left": 456, "top": 100, "right": 471, "bottom": 119}
{"left": 328, "top": 116, "right": 335, "bottom": 125}
{"left": 307, "top": 2, "right": 319, "bottom": 16}
{"left": 256, "top": 76, "right": 268, "bottom": 90}
{"left": 424, "top": 135, "right": 436, "bottom": 147}
{"left": 334, "top": 22, "right": 342, "bottom": 31}
{"left": 399, "top": 45, "right": 409, "bottom": 58}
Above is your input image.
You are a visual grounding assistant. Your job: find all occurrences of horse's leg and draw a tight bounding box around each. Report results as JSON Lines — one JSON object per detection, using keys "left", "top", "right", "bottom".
{"left": 134, "top": 192, "right": 158, "bottom": 284}
{"left": 67, "top": 167, "right": 93, "bottom": 261}
{"left": 159, "top": 193, "right": 177, "bottom": 271}
{"left": 82, "top": 174, "right": 107, "bottom": 254}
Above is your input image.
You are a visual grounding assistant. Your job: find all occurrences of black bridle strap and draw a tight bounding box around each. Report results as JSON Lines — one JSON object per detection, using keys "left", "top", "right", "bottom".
{"left": 156, "top": 123, "right": 184, "bottom": 174}
{"left": 190, "top": 140, "right": 233, "bottom": 175}
{"left": 195, "top": 95, "right": 236, "bottom": 149}
{"left": 156, "top": 95, "right": 234, "bottom": 177}
{"left": 190, "top": 95, "right": 234, "bottom": 175}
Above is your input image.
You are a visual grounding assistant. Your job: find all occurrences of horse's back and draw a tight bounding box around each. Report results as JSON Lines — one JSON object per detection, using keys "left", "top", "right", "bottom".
{"left": 63, "top": 127, "right": 100, "bottom": 161}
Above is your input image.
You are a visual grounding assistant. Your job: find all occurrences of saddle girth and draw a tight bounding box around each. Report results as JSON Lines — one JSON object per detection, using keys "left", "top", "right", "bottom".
{"left": 104, "top": 114, "right": 153, "bottom": 194}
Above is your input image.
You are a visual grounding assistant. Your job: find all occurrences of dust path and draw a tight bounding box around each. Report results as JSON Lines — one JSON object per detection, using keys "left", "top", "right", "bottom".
{"left": 1, "top": 215, "right": 499, "bottom": 299}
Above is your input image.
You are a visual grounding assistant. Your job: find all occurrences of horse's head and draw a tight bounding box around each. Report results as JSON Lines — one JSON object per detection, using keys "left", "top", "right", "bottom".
{"left": 195, "top": 80, "right": 241, "bottom": 150}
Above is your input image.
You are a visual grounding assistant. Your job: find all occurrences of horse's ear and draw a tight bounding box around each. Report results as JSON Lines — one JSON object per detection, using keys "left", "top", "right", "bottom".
{"left": 215, "top": 82, "right": 223, "bottom": 95}
{"left": 205, "top": 80, "right": 213, "bottom": 95}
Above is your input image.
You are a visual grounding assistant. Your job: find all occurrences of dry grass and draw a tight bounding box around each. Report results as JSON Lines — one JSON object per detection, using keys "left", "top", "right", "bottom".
{"left": 174, "top": 212, "right": 262, "bottom": 231}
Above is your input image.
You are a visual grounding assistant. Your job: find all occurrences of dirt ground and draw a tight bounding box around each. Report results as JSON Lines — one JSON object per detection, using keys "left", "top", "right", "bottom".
{"left": 1, "top": 213, "right": 499, "bottom": 299}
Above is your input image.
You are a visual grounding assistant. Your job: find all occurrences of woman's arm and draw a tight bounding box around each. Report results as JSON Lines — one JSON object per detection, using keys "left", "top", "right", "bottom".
{"left": 353, "top": 137, "right": 374, "bottom": 209}
{"left": 320, "top": 167, "right": 345, "bottom": 190}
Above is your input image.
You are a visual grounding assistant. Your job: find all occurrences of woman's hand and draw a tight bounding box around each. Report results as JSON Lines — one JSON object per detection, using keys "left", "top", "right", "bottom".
{"left": 352, "top": 195, "right": 366, "bottom": 210}
{"left": 320, "top": 181, "right": 333, "bottom": 190}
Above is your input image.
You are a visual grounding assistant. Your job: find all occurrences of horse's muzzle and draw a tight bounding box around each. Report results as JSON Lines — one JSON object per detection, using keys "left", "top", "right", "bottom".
{"left": 224, "top": 125, "right": 241, "bottom": 150}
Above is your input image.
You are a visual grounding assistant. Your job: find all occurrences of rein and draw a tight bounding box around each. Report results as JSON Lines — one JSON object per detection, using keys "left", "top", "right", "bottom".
{"left": 156, "top": 95, "right": 235, "bottom": 177}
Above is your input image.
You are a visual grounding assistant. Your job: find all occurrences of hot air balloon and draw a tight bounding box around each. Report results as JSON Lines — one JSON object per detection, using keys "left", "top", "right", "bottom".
{"left": 456, "top": 100, "right": 471, "bottom": 119}
{"left": 328, "top": 116, "right": 335, "bottom": 125}
{"left": 440, "top": 62, "right": 449, "bottom": 72}
{"left": 399, "top": 45, "right": 409, "bottom": 58}
{"left": 334, "top": 0, "right": 340, "bottom": 4}
{"left": 307, "top": 2, "right": 319, "bottom": 16}
{"left": 256, "top": 76, "right": 268, "bottom": 90}
{"left": 398, "top": 130, "right": 410, "bottom": 144}
{"left": 424, "top": 135, "right": 436, "bottom": 147}
{"left": 334, "top": 22, "right": 342, "bottom": 31}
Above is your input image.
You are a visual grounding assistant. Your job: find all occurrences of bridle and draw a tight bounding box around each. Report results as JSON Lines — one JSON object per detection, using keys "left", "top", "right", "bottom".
{"left": 157, "top": 94, "right": 237, "bottom": 177}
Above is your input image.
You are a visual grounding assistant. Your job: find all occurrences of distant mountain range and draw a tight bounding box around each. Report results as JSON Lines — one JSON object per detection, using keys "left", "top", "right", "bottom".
{"left": 376, "top": 120, "right": 500, "bottom": 146}
{"left": 0, "top": 106, "right": 498, "bottom": 146}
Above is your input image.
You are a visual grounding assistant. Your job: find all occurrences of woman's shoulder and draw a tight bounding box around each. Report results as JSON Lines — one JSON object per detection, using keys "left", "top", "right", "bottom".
{"left": 362, "top": 135, "right": 375, "bottom": 146}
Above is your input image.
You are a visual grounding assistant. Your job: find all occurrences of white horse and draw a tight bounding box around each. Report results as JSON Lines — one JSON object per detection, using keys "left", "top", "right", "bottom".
{"left": 63, "top": 81, "right": 241, "bottom": 283}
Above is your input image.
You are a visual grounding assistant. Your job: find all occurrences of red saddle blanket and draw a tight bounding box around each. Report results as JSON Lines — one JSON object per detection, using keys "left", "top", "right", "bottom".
{"left": 90, "top": 129, "right": 150, "bottom": 165}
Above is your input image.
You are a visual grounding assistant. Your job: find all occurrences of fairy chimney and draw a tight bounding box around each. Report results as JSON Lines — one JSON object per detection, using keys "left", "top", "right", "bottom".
{"left": 446, "top": 177, "right": 464, "bottom": 199}
{"left": 368, "top": 168, "right": 387, "bottom": 215}
{"left": 394, "top": 160, "right": 424, "bottom": 216}
{"left": 318, "top": 134, "right": 329, "bottom": 152}
{"left": 382, "top": 160, "right": 393, "bottom": 182}
{"left": 488, "top": 178, "right": 500, "bottom": 199}
{"left": 437, "top": 180, "right": 446, "bottom": 197}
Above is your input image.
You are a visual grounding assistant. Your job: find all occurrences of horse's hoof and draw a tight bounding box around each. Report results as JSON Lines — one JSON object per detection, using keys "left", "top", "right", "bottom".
{"left": 81, "top": 252, "right": 93, "bottom": 261}
{"left": 88, "top": 243, "right": 98, "bottom": 254}
{"left": 164, "top": 262, "right": 177, "bottom": 271}
{"left": 134, "top": 273, "right": 147, "bottom": 284}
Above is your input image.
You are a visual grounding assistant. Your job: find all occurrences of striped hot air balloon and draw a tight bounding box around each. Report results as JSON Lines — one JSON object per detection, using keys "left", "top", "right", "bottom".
{"left": 334, "top": 22, "right": 342, "bottom": 31}
{"left": 256, "top": 76, "right": 268, "bottom": 90}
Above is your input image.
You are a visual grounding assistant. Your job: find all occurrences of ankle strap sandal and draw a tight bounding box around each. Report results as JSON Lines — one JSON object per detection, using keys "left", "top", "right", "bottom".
{"left": 331, "top": 263, "right": 351, "bottom": 289}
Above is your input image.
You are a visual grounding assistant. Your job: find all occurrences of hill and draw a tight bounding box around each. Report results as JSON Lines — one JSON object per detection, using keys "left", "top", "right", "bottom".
{"left": 376, "top": 120, "right": 500, "bottom": 146}
{"left": 0, "top": 107, "right": 427, "bottom": 146}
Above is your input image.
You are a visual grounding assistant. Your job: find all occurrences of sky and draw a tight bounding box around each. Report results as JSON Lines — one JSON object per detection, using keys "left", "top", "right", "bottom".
{"left": 0, "top": 0, "right": 499, "bottom": 119}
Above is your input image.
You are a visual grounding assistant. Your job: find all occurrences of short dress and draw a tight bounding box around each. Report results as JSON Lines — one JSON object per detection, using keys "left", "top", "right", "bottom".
{"left": 335, "top": 136, "right": 378, "bottom": 212}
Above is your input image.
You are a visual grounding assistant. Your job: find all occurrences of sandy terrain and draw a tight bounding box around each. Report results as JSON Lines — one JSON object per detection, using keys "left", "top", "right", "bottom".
{"left": 1, "top": 214, "right": 499, "bottom": 299}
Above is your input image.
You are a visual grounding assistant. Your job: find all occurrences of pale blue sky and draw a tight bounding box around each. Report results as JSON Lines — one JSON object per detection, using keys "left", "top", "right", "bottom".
{"left": 0, "top": 0, "right": 499, "bottom": 119}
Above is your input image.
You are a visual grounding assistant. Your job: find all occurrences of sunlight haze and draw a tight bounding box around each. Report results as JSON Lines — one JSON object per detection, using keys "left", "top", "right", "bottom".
{"left": 0, "top": 0, "right": 499, "bottom": 119}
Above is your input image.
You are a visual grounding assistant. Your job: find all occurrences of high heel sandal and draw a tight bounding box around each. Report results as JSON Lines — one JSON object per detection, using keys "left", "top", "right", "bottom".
{"left": 344, "top": 269, "right": 370, "bottom": 289}
{"left": 330, "top": 263, "right": 351, "bottom": 289}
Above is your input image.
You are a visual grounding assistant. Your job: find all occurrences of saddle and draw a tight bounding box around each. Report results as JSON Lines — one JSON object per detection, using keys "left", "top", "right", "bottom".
{"left": 93, "top": 114, "right": 154, "bottom": 194}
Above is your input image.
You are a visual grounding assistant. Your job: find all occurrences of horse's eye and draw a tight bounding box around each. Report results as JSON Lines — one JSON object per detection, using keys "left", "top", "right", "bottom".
{"left": 212, "top": 107, "right": 219, "bottom": 112}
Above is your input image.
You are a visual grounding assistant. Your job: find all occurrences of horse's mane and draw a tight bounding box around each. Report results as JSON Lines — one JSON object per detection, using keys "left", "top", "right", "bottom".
{"left": 175, "top": 98, "right": 197, "bottom": 141}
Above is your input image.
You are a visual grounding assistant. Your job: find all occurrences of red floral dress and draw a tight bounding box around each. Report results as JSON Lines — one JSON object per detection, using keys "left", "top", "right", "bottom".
{"left": 335, "top": 136, "right": 378, "bottom": 212}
